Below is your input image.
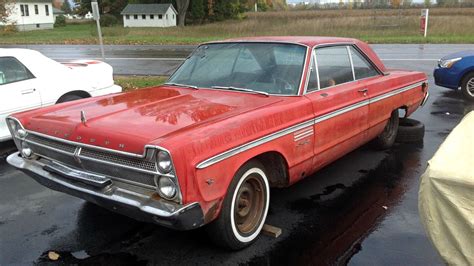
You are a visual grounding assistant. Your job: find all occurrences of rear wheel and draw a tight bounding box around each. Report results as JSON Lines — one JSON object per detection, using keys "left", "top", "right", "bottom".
{"left": 460, "top": 72, "right": 474, "bottom": 102}
{"left": 207, "top": 160, "right": 270, "bottom": 250}
{"left": 372, "top": 109, "right": 399, "bottom": 150}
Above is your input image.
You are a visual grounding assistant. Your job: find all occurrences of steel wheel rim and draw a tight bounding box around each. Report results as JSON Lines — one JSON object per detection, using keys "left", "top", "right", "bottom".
{"left": 467, "top": 78, "right": 474, "bottom": 97}
{"left": 233, "top": 174, "right": 265, "bottom": 236}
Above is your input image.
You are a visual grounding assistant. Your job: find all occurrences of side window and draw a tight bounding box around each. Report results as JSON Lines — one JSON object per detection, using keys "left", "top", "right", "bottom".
{"left": 307, "top": 55, "right": 318, "bottom": 92}
{"left": 350, "top": 47, "right": 379, "bottom": 80}
{"left": 316, "top": 46, "right": 353, "bottom": 89}
{"left": 0, "top": 57, "right": 35, "bottom": 85}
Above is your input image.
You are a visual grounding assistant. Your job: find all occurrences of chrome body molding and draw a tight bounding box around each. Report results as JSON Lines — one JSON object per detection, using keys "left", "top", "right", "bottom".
{"left": 196, "top": 119, "right": 315, "bottom": 169}
{"left": 196, "top": 80, "right": 426, "bottom": 169}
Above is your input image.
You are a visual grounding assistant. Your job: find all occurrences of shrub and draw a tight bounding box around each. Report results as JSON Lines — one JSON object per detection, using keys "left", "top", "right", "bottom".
{"left": 1, "top": 24, "right": 18, "bottom": 33}
{"left": 54, "top": 15, "right": 66, "bottom": 27}
{"left": 100, "top": 14, "right": 118, "bottom": 27}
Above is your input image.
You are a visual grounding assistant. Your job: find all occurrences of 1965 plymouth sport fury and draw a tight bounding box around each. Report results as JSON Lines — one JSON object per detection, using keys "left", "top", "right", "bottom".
{"left": 7, "top": 37, "right": 429, "bottom": 249}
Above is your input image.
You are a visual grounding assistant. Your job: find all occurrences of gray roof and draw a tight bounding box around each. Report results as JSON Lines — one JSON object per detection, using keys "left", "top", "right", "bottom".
{"left": 120, "top": 4, "right": 176, "bottom": 15}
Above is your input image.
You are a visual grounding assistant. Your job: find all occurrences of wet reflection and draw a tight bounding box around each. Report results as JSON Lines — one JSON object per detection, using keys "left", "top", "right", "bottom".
{"left": 249, "top": 143, "right": 423, "bottom": 265}
{"left": 96, "top": 87, "right": 182, "bottom": 109}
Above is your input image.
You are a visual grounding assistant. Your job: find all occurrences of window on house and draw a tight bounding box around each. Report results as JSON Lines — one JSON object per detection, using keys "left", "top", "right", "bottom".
{"left": 20, "top": 5, "right": 25, "bottom": 16}
{"left": 166, "top": 14, "right": 168, "bottom": 19}
{"left": 150, "top": 15, "right": 154, "bottom": 19}
{"left": 158, "top": 14, "right": 162, "bottom": 19}
{"left": 25, "top": 5, "right": 30, "bottom": 16}
{"left": 134, "top": 15, "right": 138, "bottom": 19}
{"left": 36, "top": 24, "right": 40, "bottom": 28}
{"left": 45, "top": 5, "right": 49, "bottom": 16}
{"left": 125, "top": 15, "right": 130, "bottom": 20}
{"left": 142, "top": 14, "right": 146, "bottom": 19}
{"left": 172, "top": 14, "right": 175, "bottom": 19}
{"left": 34, "top": 5, "right": 39, "bottom": 15}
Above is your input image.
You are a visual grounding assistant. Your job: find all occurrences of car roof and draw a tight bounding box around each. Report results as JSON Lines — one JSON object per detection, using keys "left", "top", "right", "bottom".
{"left": 210, "top": 36, "right": 359, "bottom": 47}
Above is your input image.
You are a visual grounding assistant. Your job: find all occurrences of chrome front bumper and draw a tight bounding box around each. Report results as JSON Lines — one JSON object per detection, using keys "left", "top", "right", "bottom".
{"left": 7, "top": 152, "right": 204, "bottom": 230}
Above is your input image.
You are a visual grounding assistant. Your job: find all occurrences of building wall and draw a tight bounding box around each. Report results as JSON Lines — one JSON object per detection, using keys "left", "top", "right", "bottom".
{"left": 123, "top": 8, "right": 177, "bottom": 28}
{"left": 0, "top": 2, "right": 55, "bottom": 31}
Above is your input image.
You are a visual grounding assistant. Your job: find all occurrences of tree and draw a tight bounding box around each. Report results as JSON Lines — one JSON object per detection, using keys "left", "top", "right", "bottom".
{"left": 0, "top": 0, "right": 14, "bottom": 24}
{"left": 61, "top": 0, "right": 72, "bottom": 13}
{"left": 189, "top": 0, "right": 205, "bottom": 23}
{"left": 176, "top": 0, "right": 190, "bottom": 26}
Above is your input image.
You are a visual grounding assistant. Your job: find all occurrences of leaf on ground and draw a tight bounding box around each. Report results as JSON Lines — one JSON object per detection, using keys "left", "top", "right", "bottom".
{"left": 48, "top": 251, "right": 60, "bottom": 261}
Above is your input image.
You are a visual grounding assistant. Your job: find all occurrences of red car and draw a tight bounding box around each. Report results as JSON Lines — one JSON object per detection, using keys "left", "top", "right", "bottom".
{"left": 6, "top": 37, "right": 428, "bottom": 249}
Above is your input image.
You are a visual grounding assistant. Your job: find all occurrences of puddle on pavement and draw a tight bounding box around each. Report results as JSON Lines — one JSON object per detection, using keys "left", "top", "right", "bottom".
{"left": 248, "top": 143, "right": 422, "bottom": 265}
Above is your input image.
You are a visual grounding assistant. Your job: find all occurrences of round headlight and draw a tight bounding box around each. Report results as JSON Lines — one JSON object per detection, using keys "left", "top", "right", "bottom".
{"left": 21, "top": 142, "right": 32, "bottom": 158}
{"left": 157, "top": 150, "right": 172, "bottom": 173}
{"left": 158, "top": 176, "right": 177, "bottom": 199}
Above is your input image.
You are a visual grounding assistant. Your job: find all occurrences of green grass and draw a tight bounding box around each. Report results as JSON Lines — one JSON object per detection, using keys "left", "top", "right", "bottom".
{"left": 2, "top": 8, "right": 474, "bottom": 44}
{"left": 114, "top": 75, "right": 168, "bottom": 92}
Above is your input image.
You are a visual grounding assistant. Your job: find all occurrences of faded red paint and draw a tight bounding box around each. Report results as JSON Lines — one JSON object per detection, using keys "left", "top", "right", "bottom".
{"left": 11, "top": 37, "right": 428, "bottom": 223}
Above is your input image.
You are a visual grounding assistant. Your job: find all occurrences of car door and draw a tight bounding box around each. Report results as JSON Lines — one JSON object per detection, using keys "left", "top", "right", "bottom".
{"left": 304, "top": 45, "right": 369, "bottom": 171}
{"left": 0, "top": 57, "right": 41, "bottom": 140}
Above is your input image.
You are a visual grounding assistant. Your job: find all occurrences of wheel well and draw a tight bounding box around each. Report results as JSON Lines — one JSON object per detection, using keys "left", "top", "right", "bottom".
{"left": 459, "top": 70, "right": 474, "bottom": 87}
{"left": 398, "top": 106, "right": 408, "bottom": 118}
{"left": 252, "top": 151, "right": 289, "bottom": 188}
{"left": 57, "top": 90, "right": 91, "bottom": 103}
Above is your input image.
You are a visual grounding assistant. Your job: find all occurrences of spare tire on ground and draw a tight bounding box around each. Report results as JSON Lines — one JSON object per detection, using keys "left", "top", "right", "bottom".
{"left": 396, "top": 118, "right": 425, "bottom": 143}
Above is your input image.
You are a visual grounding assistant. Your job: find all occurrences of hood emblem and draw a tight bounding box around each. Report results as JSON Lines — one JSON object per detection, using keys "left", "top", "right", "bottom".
{"left": 80, "top": 110, "right": 87, "bottom": 125}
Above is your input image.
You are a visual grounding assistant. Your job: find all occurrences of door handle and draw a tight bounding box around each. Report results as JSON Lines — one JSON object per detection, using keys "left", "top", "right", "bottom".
{"left": 358, "top": 88, "right": 368, "bottom": 96}
{"left": 21, "top": 88, "right": 36, "bottom": 95}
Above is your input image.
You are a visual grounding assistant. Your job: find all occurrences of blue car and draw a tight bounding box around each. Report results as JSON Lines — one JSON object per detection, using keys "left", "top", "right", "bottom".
{"left": 434, "top": 51, "right": 474, "bottom": 101}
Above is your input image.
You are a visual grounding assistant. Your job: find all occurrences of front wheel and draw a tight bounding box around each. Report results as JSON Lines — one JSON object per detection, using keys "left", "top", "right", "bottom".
{"left": 207, "top": 160, "right": 270, "bottom": 250}
{"left": 460, "top": 72, "right": 474, "bottom": 102}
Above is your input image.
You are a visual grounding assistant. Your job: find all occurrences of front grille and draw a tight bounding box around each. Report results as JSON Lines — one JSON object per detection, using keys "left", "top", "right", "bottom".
{"left": 80, "top": 148, "right": 157, "bottom": 172}
{"left": 25, "top": 133, "right": 157, "bottom": 188}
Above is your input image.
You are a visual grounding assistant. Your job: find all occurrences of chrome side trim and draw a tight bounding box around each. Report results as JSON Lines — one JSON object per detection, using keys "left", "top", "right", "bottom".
{"left": 315, "top": 99, "right": 370, "bottom": 124}
{"left": 196, "top": 119, "right": 315, "bottom": 169}
{"left": 196, "top": 80, "right": 426, "bottom": 169}
{"left": 370, "top": 81, "right": 424, "bottom": 104}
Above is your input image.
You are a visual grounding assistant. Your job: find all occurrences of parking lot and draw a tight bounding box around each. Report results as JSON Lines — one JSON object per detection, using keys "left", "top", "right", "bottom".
{"left": 1, "top": 44, "right": 473, "bottom": 265}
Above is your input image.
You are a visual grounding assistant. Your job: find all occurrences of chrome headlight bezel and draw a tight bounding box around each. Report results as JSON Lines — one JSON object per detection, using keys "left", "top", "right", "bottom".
{"left": 6, "top": 117, "right": 27, "bottom": 151}
{"left": 438, "top": 57, "right": 462, "bottom": 68}
{"left": 151, "top": 147, "right": 182, "bottom": 202}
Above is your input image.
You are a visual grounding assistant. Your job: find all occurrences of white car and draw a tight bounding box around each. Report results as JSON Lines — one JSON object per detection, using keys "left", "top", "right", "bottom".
{"left": 0, "top": 48, "right": 122, "bottom": 141}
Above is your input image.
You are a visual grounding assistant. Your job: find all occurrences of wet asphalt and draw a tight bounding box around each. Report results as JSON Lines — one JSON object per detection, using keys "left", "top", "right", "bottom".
{"left": 1, "top": 44, "right": 474, "bottom": 265}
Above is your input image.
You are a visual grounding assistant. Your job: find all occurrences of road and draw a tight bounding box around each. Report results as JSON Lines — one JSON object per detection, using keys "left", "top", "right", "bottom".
{"left": 1, "top": 44, "right": 474, "bottom": 265}
{"left": 2, "top": 43, "right": 474, "bottom": 75}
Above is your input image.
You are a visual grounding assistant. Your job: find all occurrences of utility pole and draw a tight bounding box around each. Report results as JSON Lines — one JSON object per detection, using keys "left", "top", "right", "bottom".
{"left": 91, "top": 0, "right": 105, "bottom": 60}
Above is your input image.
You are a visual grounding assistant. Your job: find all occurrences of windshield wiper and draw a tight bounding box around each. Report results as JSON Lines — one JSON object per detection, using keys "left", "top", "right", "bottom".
{"left": 211, "top": 86, "right": 269, "bottom": 97}
{"left": 164, "top": 82, "right": 198, "bottom": 89}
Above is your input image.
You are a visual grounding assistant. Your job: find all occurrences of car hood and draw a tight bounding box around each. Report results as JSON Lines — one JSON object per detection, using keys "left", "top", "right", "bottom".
{"left": 441, "top": 50, "right": 474, "bottom": 60}
{"left": 23, "top": 86, "right": 282, "bottom": 154}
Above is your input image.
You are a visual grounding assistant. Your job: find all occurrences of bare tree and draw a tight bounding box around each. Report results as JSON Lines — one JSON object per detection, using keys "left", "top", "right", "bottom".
{"left": 0, "top": 0, "right": 14, "bottom": 24}
{"left": 176, "top": 0, "right": 190, "bottom": 27}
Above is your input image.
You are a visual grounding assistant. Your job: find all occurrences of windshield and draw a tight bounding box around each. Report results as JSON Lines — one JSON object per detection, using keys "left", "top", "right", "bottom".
{"left": 168, "top": 43, "right": 307, "bottom": 95}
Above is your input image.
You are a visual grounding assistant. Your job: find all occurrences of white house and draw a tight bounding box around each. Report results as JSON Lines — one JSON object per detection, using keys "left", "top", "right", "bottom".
{"left": 0, "top": 0, "right": 54, "bottom": 31}
{"left": 121, "top": 4, "right": 177, "bottom": 28}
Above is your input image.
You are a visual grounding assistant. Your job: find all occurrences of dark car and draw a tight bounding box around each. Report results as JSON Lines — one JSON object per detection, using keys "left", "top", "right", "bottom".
{"left": 434, "top": 51, "right": 474, "bottom": 101}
